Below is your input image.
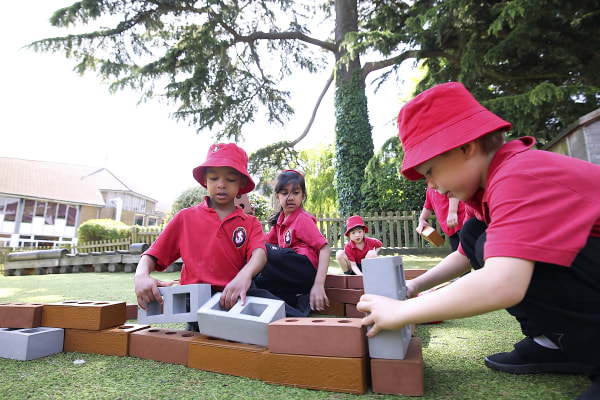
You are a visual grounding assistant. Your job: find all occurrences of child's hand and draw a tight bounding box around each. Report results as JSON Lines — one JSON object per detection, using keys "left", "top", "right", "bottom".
{"left": 220, "top": 274, "right": 251, "bottom": 310}
{"left": 406, "top": 280, "right": 419, "bottom": 298}
{"left": 309, "top": 283, "right": 329, "bottom": 311}
{"left": 357, "top": 294, "right": 406, "bottom": 337}
{"left": 416, "top": 220, "right": 428, "bottom": 234}
{"left": 447, "top": 212, "right": 458, "bottom": 228}
{"left": 134, "top": 275, "right": 173, "bottom": 310}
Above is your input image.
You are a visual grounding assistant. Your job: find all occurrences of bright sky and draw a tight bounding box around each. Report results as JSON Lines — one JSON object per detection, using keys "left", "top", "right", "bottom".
{"left": 1, "top": 1, "right": 409, "bottom": 205}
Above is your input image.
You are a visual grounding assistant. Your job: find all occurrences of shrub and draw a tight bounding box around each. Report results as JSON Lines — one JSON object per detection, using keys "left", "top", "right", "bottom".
{"left": 78, "top": 219, "right": 131, "bottom": 243}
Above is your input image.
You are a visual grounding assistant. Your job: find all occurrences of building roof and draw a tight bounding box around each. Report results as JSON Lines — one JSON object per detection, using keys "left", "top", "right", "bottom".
{"left": 0, "top": 157, "right": 157, "bottom": 206}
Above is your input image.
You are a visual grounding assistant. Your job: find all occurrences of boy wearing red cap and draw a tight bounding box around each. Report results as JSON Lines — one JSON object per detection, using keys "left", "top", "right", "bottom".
{"left": 336, "top": 215, "right": 382, "bottom": 275}
{"left": 135, "top": 143, "right": 302, "bottom": 328}
{"left": 357, "top": 82, "right": 600, "bottom": 399}
{"left": 416, "top": 186, "right": 465, "bottom": 251}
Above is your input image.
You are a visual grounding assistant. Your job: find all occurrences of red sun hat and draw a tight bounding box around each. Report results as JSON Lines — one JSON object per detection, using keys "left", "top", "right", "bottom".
{"left": 345, "top": 215, "right": 368, "bottom": 237}
{"left": 398, "top": 82, "right": 512, "bottom": 181}
{"left": 192, "top": 143, "right": 255, "bottom": 195}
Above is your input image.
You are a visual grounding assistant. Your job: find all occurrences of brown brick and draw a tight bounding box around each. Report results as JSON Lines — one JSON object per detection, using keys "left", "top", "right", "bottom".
{"left": 324, "top": 288, "right": 363, "bottom": 305}
{"left": 405, "top": 269, "right": 428, "bottom": 280}
{"left": 0, "top": 302, "right": 43, "bottom": 328}
{"left": 64, "top": 324, "right": 150, "bottom": 356}
{"left": 324, "top": 274, "right": 347, "bottom": 289}
{"left": 41, "top": 301, "right": 126, "bottom": 330}
{"left": 260, "top": 351, "right": 368, "bottom": 394}
{"left": 370, "top": 337, "right": 424, "bottom": 396}
{"left": 345, "top": 303, "right": 366, "bottom": 318}
{"left": 318, "top": 301, "right": 346, "bottom": 316}
{"left": 268, "top": 317, "right": 367, "bottom": 358}
{"left": 129, "top": 328, "right": 203, "bottom": 365}
{"left": 188, "top": 335, "right": 267, "bottom": 379}
{"left": 125, "top": 304, "right": 138, "bottom": 320}
{"left": 346, "top": 275, "right": 364, "bottom": 289}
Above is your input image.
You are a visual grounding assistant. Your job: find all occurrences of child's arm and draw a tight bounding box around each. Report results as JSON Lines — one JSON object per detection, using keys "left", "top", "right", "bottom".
{"left": 358, "top": 257, "right": 534, "bottom": 336}
{"left": 134, "top": 255, "right": 174, "bottom": 310}
{"left": 220, "top": 247, "right": 267, "bottom": 310}
{"left": 310, "top": 243, "right": 331, "bottom": 311}
{"left": 447, "top": 197, "right": 460, "bottom": 228}
{"left": 416, "top": 207, "right": 432, "bottom": 234}
{"left": 406, "top": 250, "right": 471, "bottom": 297}
{"left": 350, "top": 261, "right": 363, "bottom": 276}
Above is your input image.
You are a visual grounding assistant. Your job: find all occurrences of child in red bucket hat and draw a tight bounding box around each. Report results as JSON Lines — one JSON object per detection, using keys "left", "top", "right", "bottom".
{"left": 135, "top": 143, "right": 308, "bottom": 329}
{"left": 335, "top": 215, "right": 382, "bottom": 276}
{"left": 358, "top": 82, "right": 600, "bottom": 400}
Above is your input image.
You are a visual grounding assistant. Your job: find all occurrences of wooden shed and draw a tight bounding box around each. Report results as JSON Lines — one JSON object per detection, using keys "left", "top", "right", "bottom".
{"left": 544, "top": 108, "right": 600, "bottom": 166}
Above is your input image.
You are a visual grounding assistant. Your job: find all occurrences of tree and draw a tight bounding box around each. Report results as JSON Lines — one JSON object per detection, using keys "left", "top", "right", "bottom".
{"left": 30, "top": 0, "right": 415, "bottom": 214}
{"left": 300, "top": 143, "right": 337, "bottom": 216}
{"left": 399, "top": 0, "right": 600, "bottom": 144}
{"left": 170, "top": 186, "right": 208, "bottom": 216}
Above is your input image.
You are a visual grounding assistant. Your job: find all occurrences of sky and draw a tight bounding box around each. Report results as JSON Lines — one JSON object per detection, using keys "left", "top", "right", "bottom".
{"left": 1, "top": 1, "right": 411, "bottom": 206}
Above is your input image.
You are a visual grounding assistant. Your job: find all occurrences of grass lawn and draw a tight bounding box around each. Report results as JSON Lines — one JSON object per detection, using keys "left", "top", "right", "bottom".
{"left": 0, "top": 255, "right": 591, "bottom": 399}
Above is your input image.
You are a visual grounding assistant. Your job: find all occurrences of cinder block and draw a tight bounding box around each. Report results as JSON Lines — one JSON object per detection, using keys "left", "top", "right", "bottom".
{"left": 188, "top": 335, "right": 267, "bottom": 379}
{"left": 268, "top": 317, "right": 367, "bottom": 357}
{"left": 318, "top": 301, "right": 345, "bottom": 316}
{"left": 362, "top": 255, "right": 406, "bottom": 300}
{"left": 260, "top": 351, "right": 368, "bottom": 394}
{"left": 0, "top": 303, "right": 43, "bottom": 328}
{"left": 371, "top": 337, "right": 424, "bottom": 396}
{"left": 0, "top": 327, "right": 64, "bottom": 361}
{"left": 137, "top": 283, "right": 212, "bottom": 324}
{"left": 324, "top": 288, "right": 363, "bottom": 304}
{"left": 346, "top": 275, "right": 364, "bottom": 289}
{"left": 64, "top": 324, "right": 150, "bottom": 356}
{"left": 197, "top": 294, "right": 285, "bottom": 346}
{"left": 362, "top": 256, "right": 411, "bottom": 359}
{"left": 129, "top": 328, "right": 204, "bottom": 365}
{"left": 405, "top": 268, "right": 427, "bottom": 280}
{"left": 41, "top": 301, "right": 126, "bottom": 331}
{"left": 324, "top": 274, "right": 347, "bottom": 289}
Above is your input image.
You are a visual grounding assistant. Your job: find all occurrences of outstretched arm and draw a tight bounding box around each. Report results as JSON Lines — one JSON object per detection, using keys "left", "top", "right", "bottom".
{"left": 221, "top": 247, "right": 267, "bottom": 310}
{"left": 310, "top": 244, "right": 331, "bottom": 311}
{"left": 134, "top": 255, "right": 174, "bottom": 310}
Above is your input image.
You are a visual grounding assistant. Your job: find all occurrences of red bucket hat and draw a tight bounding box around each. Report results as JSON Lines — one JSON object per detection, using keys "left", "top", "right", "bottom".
{"left": 398, "top": 82, "right": 512, "bottom": 181}
{"left": 345, "top": 215, "right": 368, "bottom": 236}
{"left": 192, "top": 143, "right": 255, "bottom": 195}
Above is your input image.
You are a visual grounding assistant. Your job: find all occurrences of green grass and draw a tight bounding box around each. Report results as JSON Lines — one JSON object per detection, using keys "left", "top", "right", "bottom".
{"left": 0, "top": 256, "right": 592, "bottom": 399}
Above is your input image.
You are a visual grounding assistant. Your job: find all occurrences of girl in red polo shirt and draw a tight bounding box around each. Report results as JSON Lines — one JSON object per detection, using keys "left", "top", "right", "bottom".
{"left": 255, "top": 170, "right": 331, "bottom": 316}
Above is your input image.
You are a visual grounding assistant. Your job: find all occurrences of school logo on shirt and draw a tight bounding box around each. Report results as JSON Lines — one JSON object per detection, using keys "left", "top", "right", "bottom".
{"left": 232, "top": 227, "right": 247, "bottom": 248}
{"left": 284, "top": 229, "right": 292, "bottom": 246}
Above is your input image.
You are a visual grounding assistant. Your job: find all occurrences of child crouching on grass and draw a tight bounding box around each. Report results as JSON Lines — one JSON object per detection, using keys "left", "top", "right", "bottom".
{"left": 357, "top": 82, "right": 600, "bottom": 400}
{"left": 335, "top": 215, "right": 381, "bottom": 276}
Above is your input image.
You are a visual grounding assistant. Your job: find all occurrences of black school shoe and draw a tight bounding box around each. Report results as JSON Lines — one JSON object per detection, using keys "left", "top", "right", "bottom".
{"left": 484, "top": 337, "right": 595, "bottom": 375}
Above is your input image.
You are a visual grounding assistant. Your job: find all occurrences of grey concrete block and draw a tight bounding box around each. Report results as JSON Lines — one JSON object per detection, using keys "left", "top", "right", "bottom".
{"left": 137, "top": 284, "right": 212, "bottom": 324}
{"left": 197, "top": 294, "right": 285, "bottom": 346}
{"left": 0, "top": 327, "right": 64, "bottom": 361}
{"left": 362, "top": 255, "right": 412, "bottom": 359}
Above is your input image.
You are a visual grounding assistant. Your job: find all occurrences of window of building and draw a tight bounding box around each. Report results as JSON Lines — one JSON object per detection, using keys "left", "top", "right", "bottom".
{"left": 57, "top": 204, "right": 67, "bottom": 219}
{"left": 22, "top": 199, "right": 35, "bottom": 223}
{"left": 148, "top": 217, "right": 158, "bottom": 226}
{"left": 3, "top": 197, "right": 19, "bottom": 222}
{"left": 46, "top": 202, "right": 57, "bottom": 225}
{"left": 67, "top": 206, "right": 77, "bottom": 227}
{"left": 35, "top": 201, "right": 46, "bottom": 217}
{"left": 134, "top": 215, "right": 144, "bottom": 226}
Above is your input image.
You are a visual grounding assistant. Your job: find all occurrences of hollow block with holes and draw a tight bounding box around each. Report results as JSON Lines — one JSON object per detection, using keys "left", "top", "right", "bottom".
{"left": 64, "top": 324, "right": 150, "bottom": 356}
{"left": 41, "top": 301, "right": 126, "bottom": 331}
{"left": 128, "top": 328, "right": 204, "bottom": 365}
{"left": 362, "top": 255, "right": 412, "bottom": 359}
{"left": 0, "top": 327, "right": 64, "bottom": 361}
{"left": 268, "top": 317, "right": 367, "bottom": 357}
{"left": 197, "top": 293, "right": 285, "bottom": 346}
{"left": 137, "top": 283, "right": 212, "bottom": 324}
{"left": 0, "top": 302, "right": 44, "bottom": 328}
{"left": 187, "top": 335, "right": 267, "bottom": 379}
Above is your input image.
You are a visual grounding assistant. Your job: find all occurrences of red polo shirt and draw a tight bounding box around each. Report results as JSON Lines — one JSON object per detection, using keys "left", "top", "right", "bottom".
{"left": 423, "top": 186, "right": 466, "bottom": 236}
{"left": 264, "top": 207, "right": 328, "bottom": 269}
{"left": 145, "top": 197, "right": 266, "bottom": 289}
{"left": 462, "top": 137, "right": 600, "bottom": 266}
{"left": 344, "top": 236, "right": 382, "bottom": 264}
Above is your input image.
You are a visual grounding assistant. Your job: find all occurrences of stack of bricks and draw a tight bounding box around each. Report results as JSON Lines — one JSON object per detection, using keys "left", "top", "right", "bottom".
{"left": 1, "top": 258, "right": 427, "bottom": 396}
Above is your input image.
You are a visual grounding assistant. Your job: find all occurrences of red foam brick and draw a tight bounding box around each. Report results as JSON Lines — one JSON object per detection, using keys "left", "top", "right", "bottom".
{"left": 261, "top": 351, "right": 368, "bottom": 394}
{"left": 324, "top": 288, "right": 363, "bottom": 304}
{"left": 324, "top": 274, "right": 347, "bottom": 289}
{"left": 129, "top": 328, "right": 203, "bottom": 365}
{"left": 125, "top": 304, "right": 138, "bottom": 320}
{"left": 268, "top": 317, "right": 367, "bottom": 357}
{"left": 0, "top": 302, "right": 43, "bottom": 328}
{"left": 41, "top": 301, "right": 126, "bottom": 330}
{"left": 345, "top": 303, "right": 366, "bottom": 318}
{"left": 188, "top": 335, "right": 267, "bottom": 379}
{"left": 318, "top": 301, "right": 346, "bottom": 316}
{"left": 370, "top": 337, "right": 424, "bottom": 396}
{"left": 64, "top": 324, "right": 150, "bottom": 356}
{"left": 346, "top": 275, "right": 364, "bottom": 289}
{"left": 405, "top": 269, "right": 427, "bottom": 280}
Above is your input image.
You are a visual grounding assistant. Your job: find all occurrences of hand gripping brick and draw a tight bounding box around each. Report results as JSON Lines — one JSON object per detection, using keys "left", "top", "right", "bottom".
{"left": 362, "top": 256, "right": 412, "bottom": 359}
{"left": 197, "top": 294, "right": 285, "bottom": 346}
{"left": 137, "top": 283, "right": 211, "bottom": 324}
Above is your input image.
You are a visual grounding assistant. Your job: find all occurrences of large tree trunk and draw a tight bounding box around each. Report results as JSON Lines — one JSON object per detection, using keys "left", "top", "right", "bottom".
{"left": 334, "top": 0, "right": 374, "bottom": 214}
